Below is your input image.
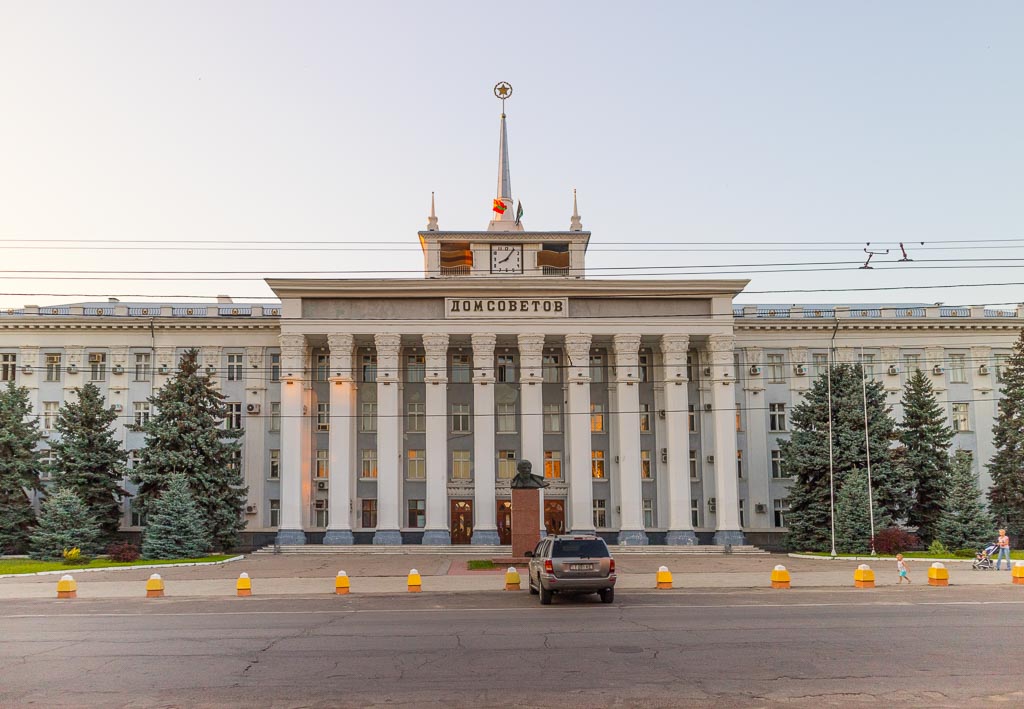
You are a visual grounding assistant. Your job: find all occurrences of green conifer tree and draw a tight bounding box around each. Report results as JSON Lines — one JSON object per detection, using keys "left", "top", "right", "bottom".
{"left": 988, "top": 330, "right": 1024, "bottom": 540}
{"left": 0, "top": 380, "right": 43, "bottom": 553}
{"left": 835, "top": 468, "right": 892, "bottom": 554}
{"left": 130, "top": 349, "right": 246, "bottom": 551}
{"left": 51, "top": 382, "right": 129, "bottom": 543}
{"left": 937, "top": 449, "right": 996, "bottom": 551}
{"left": 29, "top": 487, "right": 103, "bottom": 560}
{"left": 898, "top": 368, "right": 954, "bottom": 543}
{"left": 141, "top": 472, "right": 210, "bottom": 559}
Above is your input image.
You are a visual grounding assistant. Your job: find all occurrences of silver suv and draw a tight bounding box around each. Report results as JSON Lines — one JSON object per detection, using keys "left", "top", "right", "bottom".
{"left": 526, "top": 535, "right": 616, "bottom": 605}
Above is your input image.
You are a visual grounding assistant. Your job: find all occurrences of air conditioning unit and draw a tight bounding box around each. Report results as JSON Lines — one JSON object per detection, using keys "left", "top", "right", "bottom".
{"left": 244, "top": 504, "right": 257, "bottom": 515}
{"left": 794, "top": 364, "right": 807, "bottom": 376}
{"left": 205, "top": 365, "right": 217, "bottom": 375}
{"left": 316, "top": 480, "right": 329, "bottom": 491}
{"left": 755, "top": 503, "right": 767, "bottom": 514}
{"left": 706, "top": 455, "right": 715, "bottom": 464}
{"left": 979, "top": 364, "right": 990, "bottom": 375}
{"left": 112, "top": 403, "right": 124, "bottom": 412}
{"left": 749, "top": 365, "right": 762, "bottom": 376}
{"left": 888, "top": 365, "right": 900, "bottom": 376}
{"left": 658, "top": 409, "right": 666, "bottom": 419}
{"left": 246, "top": 403, "right": 261, "bottom": 415}
{"left": 112, "top": 364, "right": 124, "bottom": 375}
{"left": 40, "top": 430, "right": 50, "bottom": 438}
{"left": 703, "top": 367, "right": 712, "bottom": 376}
{"left": 314, "top": 499, "right": 327, "bottom": 510}
{"left": 158, "top": 364, "right": 170, "bottom": 375}
{"left": 932, "top": 365, "right": 945, "bottom": 376}
{"left": 704, "top": 403, "right": 712, "bottom": 412}
{"left": 660, "top": 448, "right": 668, "bottom": 463}
{"left": 21, "top": 365, "right": 33, "bottom": 374}
{"left": 67, "top": 364, "right": 78, "bottom": 375}
{"left": 707, "top": 497, "right": 717, "bottom": 513}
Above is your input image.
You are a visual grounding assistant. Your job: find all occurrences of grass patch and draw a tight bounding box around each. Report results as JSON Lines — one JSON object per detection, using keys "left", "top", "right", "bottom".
{"left": 794, "top": 551, "right": 1024, "bottom": 560}
{"left": 466, "top": 560, "right": 497, "bottom": 571}
{"left": 0, "top": 555, "right": 235, "bottom": 576}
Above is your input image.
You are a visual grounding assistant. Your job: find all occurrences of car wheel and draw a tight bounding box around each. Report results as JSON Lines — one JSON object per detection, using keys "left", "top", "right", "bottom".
{"left": 528, "top": 573, "right": 539, "bottom": 595}
{"left": 599, "top": 587, "right": 614, "bottom": 604}
{"left": 540, "top": 586, "right": 553, "bottom": 605}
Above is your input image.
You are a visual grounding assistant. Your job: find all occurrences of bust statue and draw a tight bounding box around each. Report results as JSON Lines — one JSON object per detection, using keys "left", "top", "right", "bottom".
{"left": 510, "top": 459, "right": 549, "bottom": 489}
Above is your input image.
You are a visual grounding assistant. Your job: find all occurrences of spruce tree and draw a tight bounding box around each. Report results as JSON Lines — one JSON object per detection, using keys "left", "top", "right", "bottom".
{"left": 937, "top": 450, "right": 995, "bottom": 551}
{"left": 141, "top": 472, "right": 210, "bottom": 559}
{"left": 0, "top": 380, "right": 43, "bottom": 553}
{"left": 835, "top": 468, "right": 892, "bottom": 554}
{"left": 50, "top": 383, "right": 129, "bottom": 543}
{"left": 130, "top": 349, "right": 246, "bottom": 551}
{"left": 988, "top": 330, "right": 1024, "bottom": 540}
{"left": 898, "top": 368, "right": 954, "bottom": 543}
{"left": 29, "top": 487, "right": 103, "bottom": 560}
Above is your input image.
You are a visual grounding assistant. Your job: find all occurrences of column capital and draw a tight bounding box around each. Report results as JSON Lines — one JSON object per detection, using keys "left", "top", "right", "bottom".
{"left": 563, "top": 332, "right": 592, "bottom": 359}
{"left": 373, "top": 333, "right": 402, "bottom": 354}
{"left": 659, "top": 334, "right": 690, "bottom": 355}
{"left": 423, "top": 333, "right": 450, "bottom": 383}
{"left": 471, "top": 332, "right": 497, "bottom": 353}
{"left": 472, "top": 333, "right": 496, "bottom": 382}
{"left": 422, "top": 332, "right": 450, "bottom": 355}
{"left": 328, "top": 333, "right": 355, "bottom": 381}
{"left": 516, "top": 333, "right": 546, "bottom": 355}
{"left": 742, "top": 346, "right": 763, "bottom": 366}
{"left": 612, "top": 333, "right": 642, "bottom": 353}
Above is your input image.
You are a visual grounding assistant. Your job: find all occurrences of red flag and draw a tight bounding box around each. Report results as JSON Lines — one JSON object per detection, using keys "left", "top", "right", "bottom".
{"left": 492, "top": 199, "right": 507, "bottom": 214}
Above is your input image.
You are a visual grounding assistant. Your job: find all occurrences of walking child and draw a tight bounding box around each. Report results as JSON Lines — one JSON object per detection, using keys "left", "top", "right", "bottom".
{"left": 896, "top": 554, "right": 911, "bottom": 584}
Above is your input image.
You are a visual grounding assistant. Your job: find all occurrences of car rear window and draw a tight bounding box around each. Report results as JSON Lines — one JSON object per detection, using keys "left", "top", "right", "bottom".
{"left": 552, "top": 539, "right": 609, "bottom": 558}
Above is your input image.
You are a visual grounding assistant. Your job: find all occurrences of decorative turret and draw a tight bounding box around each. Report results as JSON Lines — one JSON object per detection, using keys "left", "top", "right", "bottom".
{"left": 426, "top": 192, "right": 438, "bottom": 231}
{"left": 569, "top": 189, "right": 583, "bottom": 231}
{"left": 488, "top": 82, "right": 522, "bottom": 231}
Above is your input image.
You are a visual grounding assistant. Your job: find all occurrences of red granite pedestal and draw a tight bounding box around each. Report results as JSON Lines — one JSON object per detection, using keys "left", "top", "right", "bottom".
{"left": 511, "top": 488, "right": 541, "bottom": 560}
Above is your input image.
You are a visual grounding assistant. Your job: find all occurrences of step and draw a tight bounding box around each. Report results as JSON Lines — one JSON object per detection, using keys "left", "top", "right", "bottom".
{"left": 254, "top": 544, "right": 768, "bottom": 555}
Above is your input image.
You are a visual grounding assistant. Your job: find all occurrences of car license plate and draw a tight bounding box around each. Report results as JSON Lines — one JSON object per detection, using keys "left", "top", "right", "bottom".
{"left": 570, "top": 564, "right": 594, "bottom": 571}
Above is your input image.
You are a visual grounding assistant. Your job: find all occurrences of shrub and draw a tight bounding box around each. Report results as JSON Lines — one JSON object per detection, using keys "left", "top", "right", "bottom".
{"left": 928, "top": 539, "right": 951, "bottom": 557}
{"left": 61, "top": 546, "right": 91, "bottom": 565}
{"left": 107, "top": 541, "right": 140, "bottom": 562}
{"left": 872, "top": 527, "right": 921, "bottom": 555}
{"left": 954, "top": 548, "right": 976, "bottom": 558}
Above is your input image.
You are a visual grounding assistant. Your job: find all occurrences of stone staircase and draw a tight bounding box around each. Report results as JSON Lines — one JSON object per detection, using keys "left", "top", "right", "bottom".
{"left": 254, "top": 544, "right": 768, "bottom": 555}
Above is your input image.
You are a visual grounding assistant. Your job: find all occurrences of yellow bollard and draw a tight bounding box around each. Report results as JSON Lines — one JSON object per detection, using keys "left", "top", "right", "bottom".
{"left": 927, "top": 562, "right": 949, "bottom": 587}
{"left": 770, "top": 564, "right": 791, "bottom": 589}
{"left": 504, "top": 567, "right": 521, "bottom": 591}
{"left": 656, "top": 565, "right": 673, "bottom": 590}
{"left": 853, "top": 564, "right": 875, "bottom": 589}
{"left": 335, "top": 570, "right": 350, "bottom": 595}
{"left": 236, "top": 572, "right": 253, "bottom": 597}
{"left": 145, "top": 573, "right": 165, "bottom": 598}
{"left": 1012, "top": 562, "right": 1024, "bottom": 586}
{"left": 56, "top": 574, "right": 77, "bottom": 599}
{"left": 407, "top": 569, "right": 422, "bottom": 593}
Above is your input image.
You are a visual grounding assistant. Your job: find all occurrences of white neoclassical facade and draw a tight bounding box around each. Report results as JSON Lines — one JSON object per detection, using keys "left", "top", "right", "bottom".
{"left": 2, "top": 111, "right": 1021, "bottom": 548}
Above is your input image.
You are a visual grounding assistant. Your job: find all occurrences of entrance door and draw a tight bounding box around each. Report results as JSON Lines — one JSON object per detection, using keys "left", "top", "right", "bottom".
{"left": 450, "top": 500, "right": 473, "bottom": 545}
{"left": 496, "top": 500, "right": 512, "bottom": 544}
{"left": 545, "top": 500, "right": 566, "bottom": 536}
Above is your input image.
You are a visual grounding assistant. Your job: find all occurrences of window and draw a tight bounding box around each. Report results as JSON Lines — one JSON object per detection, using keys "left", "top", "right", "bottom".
{"left": 406, "top": 402, "right": 425, "bottom": 432}
{"left": 689, "top": 450, "right": 698, "bottom": 480}
{"left": 126, "top": 450, "right": 141, "bottom": 470}
{"left": 1, "top": 353, "right": 17, "bottom": 382}
{"left": 542, "top": 354, "right": 560, "bottom": 383}
{"left": 227, "top": 449, "right": 241, "bottom": 472}
{"left": 43, "top": 401, "right": 59, "bottom": 431}
{"left": 736, "top": 450, "right": 743, "bottom": 478}
{"left": 317, "top": 402, "right": 330, "bottom": 432}
{"left": 639, "top": 403, "right": 651, "bottom": 433}
{"left": 642, "top": 499, "right": 654, "bottom": 528}
{"left": 46, "top": 353, "right": 62, "bottom": 381}
{"left": 314, "top": 449, "right": 329, "bottom": 478}
{"left": 641, "top": 450, "right": 652, "bottom": 479}
{"left": 858, "top": 352, "right": 875, "bottom": 378}
{"left": 270, "top": 353, "right": 281, "bottom": 382}
{"left": 361, "top": 499, "right": 377, "bottom": 528}
{"left": 497, "top": 449, "right": 517, "bottom": 479}
{"left": 903, "top": 353, "right": 921, "bottom": 373}
{"left": 408, "top": 499, "right": 425, "bottom": 528}
{"left": 544, "top": 450, "right": 562, "bottom": 479}
{"left": 360, "top": 449, "right": 378, "bottom": 478}
{"left": 688, "top": 404, "right": 696, "bottom": 432}
{"left": 589, "top": 353, "right": 604, "bottom": 382}
{"left": 691, "top": 499, "right": 701, "bottom": 528}
{"left": 773, "top": 498, "right": 790, "bottom": 528}
{"left": 739, "top": 499, "right": 745, "bottom": 528}
{"left": 767, "top": 354, "right": 784, "bottom": 383}
{"left": 543, "top": 404, "right": 562, "bottom": 433}
{"left": 952, "top": 403, "right": 970, "bottom": 432}
{"left": 269, "top": 450, "right": 280, "bottom": 479}
{"left": 269, "top": 500, "right": 280, "bottom": 528}
{"left": 227, "top": 353, "right": 244, "bottom": 381}
{"left": 407, "top": 449, "right": 425, "bottom": 480}
{"left": 496, "top": 403, "right": 516, "bottom": 433}
{"left": 769, "top": 403, "right": 787, "bottom": 432}
{"left": 638, "top": 352, "right": 651, "bottom": 382}
{"left": 686, "top": 353, "right": 694, "bottom": 381}
{"left": 226, "top": 402, "right": 242, "bottom": 429}
{"left": 451, "top": 353, "right": 471, "bottom": 383}
{"left": 134, "top": 401, "right": 151, "bottom": 426}
{"left": 39, "top": 449, "right": 54, "bottom": 480}
{"left": 771, "top": 450, "right": 786, "bottom": 478}
{"left": 593, "top": 499, "right": 607, "bottom": 528}
{"left": 590, "top": 403, "right": 605, "bottom": 433}
{"left": 812, "top": 353, "right": 828, "bottom": 378}
{"left": 315, "top": 354, "right": 329, "bottom": 381}
{"left": 314, "top": 501, "right": 329, "bottom": 528}
{"left": 591, "top": 450, "right": 605, "bottom": 479}
{"left": 360, "top": 402, "right": 377, "bottom": 432}
{"left": 451, "top": 403, "right": 471, "bottom": 433}
{"left": 88, "top": 352, "right": 106, "bottom": 381}
{"left": 452, "top": 450, "right": 471, "bottom": 480}
{"left": 995, "top": 354, "right": 1010, "bottom": 381}
{"left": 949, "top": 354, "right": 967, "bottom": 383}
{"left": 407, "top": 354, "right": 425, "bottom": 383}
{"left": 135, "top": 353, "right": 151, "bottom": 381}
{"left": 131, "top": 506, "right": 147, "bottom": 527}
{"left": 496, "top": 354, "right": 516, "bottom": 383}
{"left": 735, "top": 402, "right": 742, "bottom": 432}
{"left": 269, "top": 402, "right": 281, "bottom": 432}
{"left": 361, "top": 354, "right": 377, "bottom": 383}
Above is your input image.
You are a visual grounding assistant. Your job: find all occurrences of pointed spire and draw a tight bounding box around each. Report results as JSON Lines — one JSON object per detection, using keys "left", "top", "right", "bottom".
{"left": 569, "top": 189, "right": 583, "bottom": 231}
{"left": 426, "top": 192, "right": 438, "bottom": 231}
{"left": 489, "top": 110, "right": 521, "bottom": 230}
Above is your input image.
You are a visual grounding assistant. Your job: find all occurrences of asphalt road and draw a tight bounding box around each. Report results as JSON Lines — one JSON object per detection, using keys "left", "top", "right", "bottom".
{"left": 2, "top": 587, "right": 1023, "bottom": 708}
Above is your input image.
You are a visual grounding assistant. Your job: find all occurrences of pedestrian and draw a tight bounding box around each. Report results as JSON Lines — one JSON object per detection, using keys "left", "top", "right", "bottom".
{"left": 896, "top": 553, "right": 911, "bottom": 584}
{"left": 995, "top": 529, "right": 1011, "bottom": 571}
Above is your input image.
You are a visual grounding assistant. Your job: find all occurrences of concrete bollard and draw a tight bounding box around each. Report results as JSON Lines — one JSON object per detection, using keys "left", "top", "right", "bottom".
{"left": 504, "top": 567, "right": 521, "bottom": 591}
{"left": 335, "top": 570, "right": 350, "bottom": 595}
{"left": 56, "top": 574, "right": 77, "bottom": 599}
{"left": 407, "top": 569, "right": 422, "bottom": 593}
{"left": 1012, "top": 562, "right": 1024, "bottom": 586}
{"left": 145, "top": 573, "right": 165, "bottom": 598}
{"left": 236, "top": 572, "right": 253, "bottom": 597}
{"left": 656, "top": 565, "right": 673, "bottom": 590}
{"left": 927, "top": 562, "right": 949, "bottom": 587}
{"left": 854, "top": 564, "right": 875, "bottom": 589}
{"left": 770, "top": 565, "right": 791, "bottom": 589}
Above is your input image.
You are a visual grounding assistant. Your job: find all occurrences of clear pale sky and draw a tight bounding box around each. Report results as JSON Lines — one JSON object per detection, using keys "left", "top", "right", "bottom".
{"left": 1, "top": 1, "right": 1022, "bottom": 308}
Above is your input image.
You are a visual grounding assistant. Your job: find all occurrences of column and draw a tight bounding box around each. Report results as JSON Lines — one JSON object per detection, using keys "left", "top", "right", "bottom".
{"left": 471, "top": 333, "right": 500, "bottom": 544}
{"left": 564, "top": 333, "right": 594, "bottom": 533}
{"left": 742, "top": 346, "right": 769, "bottom": 532}
{"left": 373, "top": 333, "right": 403, "bottom": 545}
{"left": 276, "top": 334, "right": 307, "bottom": 545}
{"left": 324, "top": 333, "right": 356, "bottom": 544}
{"left": 243, "top": 346, "right": 267, "bottom": 533}
{"left": 422, "top": 333, "right": 451, "bottom": 544}
{"left": 517, "top": 333, "right": 546, "bottom": 535}
{"left": 708, "top": 334, "right": 745, "bottom": 545}
{"left": 970, "top": 345, "right": 997, "bottom": 492}
{"left": 662, "top": 335, "right": 696, "bottom": 545}
{"left": 63, "top": 346, "right": 85, "bottom": 402}
{"left": 612, "top": 334, "right": 646, "bottom": 544}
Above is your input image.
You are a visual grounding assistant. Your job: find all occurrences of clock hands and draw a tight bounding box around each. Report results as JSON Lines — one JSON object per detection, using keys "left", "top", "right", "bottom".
{"left": 498, "top": 250, "right": 515, "bottom": 264}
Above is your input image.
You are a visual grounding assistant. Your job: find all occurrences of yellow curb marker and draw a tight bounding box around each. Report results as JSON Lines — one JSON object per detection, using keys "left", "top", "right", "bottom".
{"left": 854, "top": 564, "right": 875, "bottom": 589}
{"left": 770, "top": 564, "right": 791, "bottom": 589}
{"left": 236, "top": 572, "right": 253, "bottom": 597}
{"left": 56, "top": 574, "right": 77, "bottom": 599}
{"left": 335, "top": 570, "right": 350, "bottom": 595}
{"left": 656, "top": 565, "right": 673, "bottom": 590}
{"left": 504, "top": 567, "right": 521, "bottom": 591}
{"left": 927, "top": 562, "right": 949, "bottom": 587}
{"left": 407, "top": 569, "right": 422, "bottom": 593}
{"left": 1012, "top": 562, "right": 1024, "bottom": 586}
{"left": 145, "top": 573, "right": 165, "bottom": 598}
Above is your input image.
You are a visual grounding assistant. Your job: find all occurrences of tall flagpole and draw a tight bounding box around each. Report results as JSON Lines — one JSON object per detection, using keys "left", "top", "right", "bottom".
{"left": 860, "top": 347, "right": 877, "bottom": 555}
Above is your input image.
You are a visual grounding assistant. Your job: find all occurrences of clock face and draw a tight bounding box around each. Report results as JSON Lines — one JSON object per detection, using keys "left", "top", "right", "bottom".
{"left": 490, "top": 244, "right": 523, "bottom": 274}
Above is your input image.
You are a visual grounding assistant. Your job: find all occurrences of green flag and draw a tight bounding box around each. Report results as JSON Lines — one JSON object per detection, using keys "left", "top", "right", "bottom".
{"left": 515, "top": 201, "right": 524, "bottom": 225}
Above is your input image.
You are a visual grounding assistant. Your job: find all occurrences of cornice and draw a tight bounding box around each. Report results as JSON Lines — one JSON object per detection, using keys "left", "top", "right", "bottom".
{"left": 735, "top": 320, "right": 1022, "bottom": 333}
{"left": 0, "top": 320, "right": 280, "bottom": 332}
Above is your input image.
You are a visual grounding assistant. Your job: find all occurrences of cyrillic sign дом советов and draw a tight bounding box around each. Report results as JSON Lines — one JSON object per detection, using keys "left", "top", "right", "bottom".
{"left": 445, "top": 297, "right": 568, "bottom": 318}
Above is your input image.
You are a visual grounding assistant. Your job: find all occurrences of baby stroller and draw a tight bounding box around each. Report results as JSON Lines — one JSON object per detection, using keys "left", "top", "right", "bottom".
{"left": 973, "top": 543, "right": 998, "bottom": 570}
